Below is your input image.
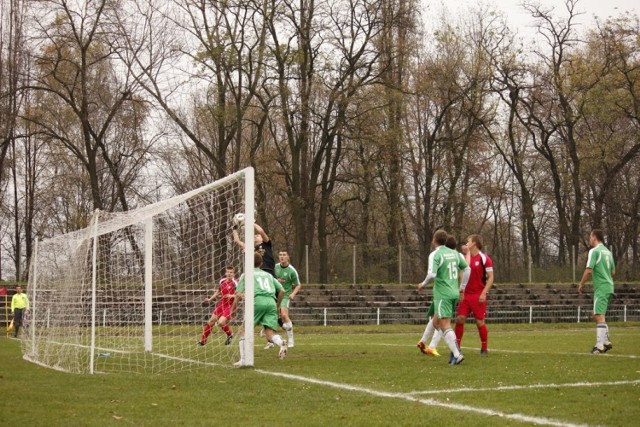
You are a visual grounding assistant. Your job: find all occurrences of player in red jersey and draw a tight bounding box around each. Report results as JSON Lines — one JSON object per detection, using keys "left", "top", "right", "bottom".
{"left": 455, "top": 234, "right": 494, "bottom": 355}
{"left": 197, "top": 266, "right": 238, "bottom": 346}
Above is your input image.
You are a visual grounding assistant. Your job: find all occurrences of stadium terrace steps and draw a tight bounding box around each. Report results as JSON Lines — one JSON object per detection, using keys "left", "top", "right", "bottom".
{"left": 296, "top": 282, "right": 639, "bottom": 310}
{"left": 286, "top": 282, "right": 640, "bottom": 325}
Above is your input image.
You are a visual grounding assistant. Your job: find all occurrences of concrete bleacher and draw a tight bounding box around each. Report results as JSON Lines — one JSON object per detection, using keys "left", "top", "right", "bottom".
{"left": 289, "top": 282, "right": 640, "bottom": 325}
{"left": 295, "top": 282, "right": 640, "bottom": 308}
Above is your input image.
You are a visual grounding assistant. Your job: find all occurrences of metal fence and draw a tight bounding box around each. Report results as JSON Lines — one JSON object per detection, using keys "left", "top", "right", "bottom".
{"left": 291, "top": 304, "right": 640, "bottom": 326}
{"left": 301, "top": 243, "right": 640, "bottom": 285}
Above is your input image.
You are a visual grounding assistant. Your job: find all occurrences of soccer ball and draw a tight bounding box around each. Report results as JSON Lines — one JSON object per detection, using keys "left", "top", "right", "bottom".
{"left": 233, "top": 213, "right": 245, "bottom": 228}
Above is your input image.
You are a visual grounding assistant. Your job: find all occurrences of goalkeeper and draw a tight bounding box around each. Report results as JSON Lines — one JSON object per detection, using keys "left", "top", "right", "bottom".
{"left": 232, "top": 252, "right": 288, "bottom": 366}
{"left": 232, "top": 222, "right": 276, "bottom": 277}
{"left": 197, "top": 266, "right": 237, "bottom": 347}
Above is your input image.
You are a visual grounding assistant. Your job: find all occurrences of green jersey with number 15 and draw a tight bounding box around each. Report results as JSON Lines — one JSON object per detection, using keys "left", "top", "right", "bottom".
{"left": 429, "top": 246, "right": 468, "bottom": 300}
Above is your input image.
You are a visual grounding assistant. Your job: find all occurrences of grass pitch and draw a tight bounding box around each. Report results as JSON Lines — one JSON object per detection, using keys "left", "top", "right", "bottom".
{"left": 1, "top": 323, "right": 639, "bottom": 426}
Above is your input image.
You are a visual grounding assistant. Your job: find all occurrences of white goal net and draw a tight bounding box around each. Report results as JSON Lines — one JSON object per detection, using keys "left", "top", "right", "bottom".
{"left": 23, "top": 168, "right": 256, "bottom": 373}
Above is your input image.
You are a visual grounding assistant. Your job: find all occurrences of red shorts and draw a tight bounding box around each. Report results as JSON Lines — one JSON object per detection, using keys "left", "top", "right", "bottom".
{"left": 457, "top": 293, "right": 487, "bottom": 320}
{"left": 213, "top": 304, "right": 233, "bottom": 319}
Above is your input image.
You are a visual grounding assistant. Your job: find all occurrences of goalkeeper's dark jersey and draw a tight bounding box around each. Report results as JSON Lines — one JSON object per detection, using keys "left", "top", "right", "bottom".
{"left": 255, "top": 240, "right": 275, "bottom": 277}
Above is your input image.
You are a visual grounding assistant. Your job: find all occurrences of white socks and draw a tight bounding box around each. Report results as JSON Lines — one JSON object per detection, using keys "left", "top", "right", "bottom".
{"left": 238, "top": 337, "right": 245, "bottom": 363}
{"left": 283, "top": 321, "right": 293, "bottom": 340}
{"left": 420, "top": 318, "right": 441, "bottom": 349}
{"left": 271, "top": 334, "right": 285, "bottom": 347}
{"left": 442, "top": 328, "right": 460, "bottom": 357}
{"left": 596, "top": 323, "right": 609, "bottom": 347}
{"left": 421, "top": 318, "right": 435, "bottom": 343}
{"left": 429, "top": 330, "right": 442, "bottom": 349}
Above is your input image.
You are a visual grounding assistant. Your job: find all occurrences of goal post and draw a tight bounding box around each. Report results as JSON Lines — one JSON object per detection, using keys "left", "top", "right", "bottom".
{"left": 23, "top": 167, "right": 255, "bottom": 374}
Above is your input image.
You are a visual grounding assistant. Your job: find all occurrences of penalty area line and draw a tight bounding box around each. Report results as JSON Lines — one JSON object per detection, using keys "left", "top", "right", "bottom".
{"left": 256, "top": 369, "right": 588, "bottom": 427}
{"left": 407, "top": 379, "right": 640, "bottom": 396}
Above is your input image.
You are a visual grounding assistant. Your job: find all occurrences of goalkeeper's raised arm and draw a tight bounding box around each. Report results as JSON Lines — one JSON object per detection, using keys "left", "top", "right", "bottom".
{"left": 233, "top": 222, "right": 275, "bottom": 277}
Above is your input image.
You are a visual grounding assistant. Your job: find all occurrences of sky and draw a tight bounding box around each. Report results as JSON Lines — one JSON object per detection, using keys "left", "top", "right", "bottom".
{"left": 488, "top": 0, "right": 636, "bottom": 28}
{"left": 426, "top": 0, "right": 638, "bottom": 39}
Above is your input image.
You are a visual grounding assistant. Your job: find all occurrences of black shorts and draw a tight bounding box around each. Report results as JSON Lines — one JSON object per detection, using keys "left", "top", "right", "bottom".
{"left": 13, "top": 308, "right": 24, "bottom": 325}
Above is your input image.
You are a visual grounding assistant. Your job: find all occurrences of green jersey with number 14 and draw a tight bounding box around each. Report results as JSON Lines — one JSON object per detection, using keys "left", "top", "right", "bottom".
{"left": 237, "top": 268, "right": 284, "bottom": 300}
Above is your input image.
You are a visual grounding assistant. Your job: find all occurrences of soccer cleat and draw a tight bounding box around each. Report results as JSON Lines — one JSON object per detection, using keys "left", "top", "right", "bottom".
{"left": 287, "top": 340, "right": 295, "bottom": 348}
{"left": 264, "top": 342, "right": 275, "bottom": 350}
{"left": 603, "top": 342, "right": 613, "bottom": 353}
{"left": 279, "top": 342, "right": 288, "bottom": 359}
{"left": 196, "top": 341, "right": 205, "bottom": 347}
{"left": 591, "top": 346, "right": 605, "bottom": 354}
{"left": 225, "top": 335, "right": 233, "bottom": 346}
{"left": 424, "top": 347, "right": 440, "bottom": 356}
{"left": 480, "top": 349, "right": 489, "bottom": 356}
{"left": 449, "top": 352, "right": 455, "bottom": 364}
{"left": 417, "top": 341, "right": 426, "bottom": 353}
{"left": 451, "top": 353, "right": 465, "bottom": 365}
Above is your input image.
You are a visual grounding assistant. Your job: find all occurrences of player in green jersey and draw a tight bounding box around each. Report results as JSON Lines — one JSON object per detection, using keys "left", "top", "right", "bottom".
{"left": 275, "top": 250, "right": 302, "bottom": 348}
{"left": 416, "top": 234, "right": 463, "bottom": 357}
{"left": 418, "top": 230, "right": 470, "bottom": 365}
{"left": 233, "top": 252, "right": 288, "bottom": 366}
{"left": 578, "top": 229, "right": 615, "bottom": 354}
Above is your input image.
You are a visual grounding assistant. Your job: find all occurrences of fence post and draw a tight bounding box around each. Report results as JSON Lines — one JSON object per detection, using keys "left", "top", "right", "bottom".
{"left": 624, "top": 305, "right": 627, "bottom": 322}
{"left": 529, "top": 306, "right": 533, "bottom": 324}
{"left": 159, "top": 310, "right": 163, "bottom": 326}
{"left": 103, "top": 309, "right": 107, "bottom": 327}
{"left": 353, "top": 245, "right": 357, "bottom": 285}
{"left": 377, "top": 307, "right": 380, "bottom": 325}
{"left": 577, "top": 306, "right": 581, "bottom": 323}
{"left": 305, "top": 244, "right": 309, "bottom": 285}
{"left": 572, "top": 246, "right": 576, "bottom": 283}
{"left": 398, "top": 244, "right": 402, "bottom": 284}
{"left": 323, "top": 308, "right": 327, "bottom": 327}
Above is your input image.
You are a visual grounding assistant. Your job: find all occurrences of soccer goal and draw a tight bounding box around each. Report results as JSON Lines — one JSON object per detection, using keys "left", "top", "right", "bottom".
{"left": 23, "top": 168, "right": 256, "bottom": 374}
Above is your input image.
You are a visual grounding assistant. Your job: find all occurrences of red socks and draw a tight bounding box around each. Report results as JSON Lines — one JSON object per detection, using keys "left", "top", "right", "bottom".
{"left": 455, "top": 322, "right": 464, "bottom": 347}
{"left": 221, "top": 323, "right": 232, "bottom": 336}
{"left": 201, "top": 324, "right": 212, "bottom": 343}
{"left": 479, "top": 324, "right": 488, "bottom": 350}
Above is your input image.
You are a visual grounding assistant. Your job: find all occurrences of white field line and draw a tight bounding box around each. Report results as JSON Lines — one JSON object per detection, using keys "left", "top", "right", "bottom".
{"left": 256, "top": 369, "right": 590, "bottom": 427}
{"left": 31, "top": 339, "right": 229, "bottom": 368}
{"left": 406, "top": 379, "right": 640, "bottom": 396}
{"left": 370, "top": 343, "right": 640, "bottom": 359}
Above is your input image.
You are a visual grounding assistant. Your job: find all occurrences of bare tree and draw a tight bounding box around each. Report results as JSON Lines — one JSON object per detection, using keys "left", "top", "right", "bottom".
{"left": 0, "top": 0, "right": 28, "bottom": 279}
{"left": 26, "top": 0, "right": 147, "bottom": 213}
{"left": 266, "top": 0, "right": 384, "bottom": 281}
